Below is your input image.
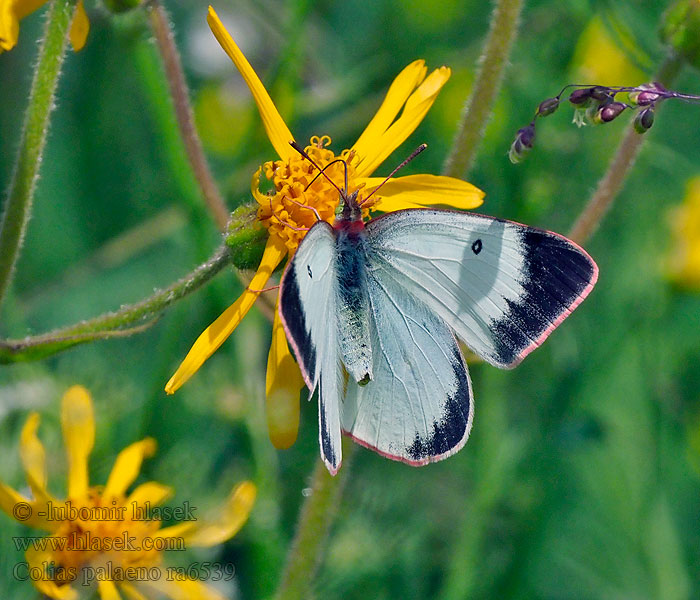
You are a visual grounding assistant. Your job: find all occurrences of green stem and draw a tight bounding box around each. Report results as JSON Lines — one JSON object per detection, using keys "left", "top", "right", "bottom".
{"left": 0, "top": 243, "right": 232, "bottom": 363}
{"left": 442, "top": 0, "right": 524, "bottom": 178}
{"left": 146, "top": 0, "right": 230, "bottom": 231}
{"left": 0, "top": 0, "right": 77, "bottom": 309}
{"left": 568, "top": 52, "right": 684, "bottom": 245}
{"left": 274, "top": 440, "right": 357, "bottom": 600}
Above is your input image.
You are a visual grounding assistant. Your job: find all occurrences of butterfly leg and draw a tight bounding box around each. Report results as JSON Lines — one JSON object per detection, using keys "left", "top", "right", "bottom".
{"left": 287, "top": 196, "right": 322, "bottom": 222}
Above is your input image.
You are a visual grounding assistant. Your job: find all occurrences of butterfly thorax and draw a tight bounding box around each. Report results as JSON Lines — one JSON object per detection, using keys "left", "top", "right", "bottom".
{"left": 334, "top": 218, "right": 373, "bottom": 386}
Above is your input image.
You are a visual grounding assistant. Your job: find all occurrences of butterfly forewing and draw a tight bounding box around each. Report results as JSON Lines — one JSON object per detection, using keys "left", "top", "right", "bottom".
{"left": 279, "top": 221, "right": 344, "bottom": 474}
{"left": 280, "top": 206, "right": 597, "bottom": 475}
{"left": 365, "top": 209, "right": 598, "bottom": 368}
{"left": 341, "top": 270, "right": 473, "bottom": 464}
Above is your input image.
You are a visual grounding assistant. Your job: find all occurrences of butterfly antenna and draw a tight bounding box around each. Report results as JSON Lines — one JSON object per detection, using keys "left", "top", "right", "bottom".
{"left": 359, "top": 143, "right": 427, "bottom": 206}
{"left": 289, "top": 140, "right": 348, "bottom": 198}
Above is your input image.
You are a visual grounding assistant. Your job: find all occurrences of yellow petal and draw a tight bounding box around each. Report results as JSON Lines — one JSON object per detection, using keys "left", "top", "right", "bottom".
{"left": 265, "top": 301, "right": 304, "bottom": 449}
{"left": 358, "top": 174, "right": 485, "bottom": 212}
{"left": 158, "top": 481, "right": 256, "bottom": 548}
{"left": 152, "top": 520, "right": 196, "bottom": 540}
{"left": 119, "top": 583, "right": 148, "bottom": 600}
{"left": 68, "top": 0, "right": 88, "bottom": 51}
{"left": 14, "top": 0, "right": 47, "bottom": 20}
{"left": 351, "top": 60, "right": 427, "bottom": 163}
{"left": 0, "top": 480, "right": 54, "bottom": 530}
{"left": 103, "top": 438, "right": 157, "bottom": 499}
{"left": 1, "top": 1, "right": 58, "bottom": 52}
{"left": 165, "top": 235, "right": 287, "bottom": 394}
{"left": 98, "top": 579, "right": 122, "bottom": 600}
{"left": 169, "top": 579, "right": 227, "bottom": 600}
{"left": 141, "top": 575, "right": 227, "bottom": 600}
{"left": 207, "top": 6, "right": 295, "bottom": 161}
{"left": 0, "top": 0, "right": 21, "bottom": 51}
{"left": 354, "top": 67, "right": 451, "bottom": 178}
{"left": 26, "top": 544, "right": 78, "bottom": 600}
{"left": 61, "top": 385, "right": 94, "bottom": 499}
{"left": 20, "top": 412, "right": 50, "bottom": 501}
{"left": 126, "top": 481, "right": 173, "bottom": 509}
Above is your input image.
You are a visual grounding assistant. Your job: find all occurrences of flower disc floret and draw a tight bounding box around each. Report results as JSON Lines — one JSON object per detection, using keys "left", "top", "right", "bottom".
{"left": 254, "top": 136, "right": 373, "bottom": 252}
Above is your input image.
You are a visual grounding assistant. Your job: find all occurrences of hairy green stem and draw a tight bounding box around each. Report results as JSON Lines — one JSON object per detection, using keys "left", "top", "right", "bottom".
{"left": 0, "top": 244, "right": 232, "bottom": 363}
{"left": 568, "top": 52, "right": 684, "bottom": 245}
{"left": 0, "top": 0, "right": 77, "bottom": 309}
{"left": 442, "top": 0, "right": 524, "bottom": 178}
{"left": 146, "top": 0, "right": 230, "bottom": 231}
{"left": 274, "top": 440, "right": 357, "bottom": 600}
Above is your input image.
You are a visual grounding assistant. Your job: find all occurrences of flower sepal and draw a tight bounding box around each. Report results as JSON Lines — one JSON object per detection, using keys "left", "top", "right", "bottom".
{"left": 225, "top": 204, "right": 269, "bottom": 270}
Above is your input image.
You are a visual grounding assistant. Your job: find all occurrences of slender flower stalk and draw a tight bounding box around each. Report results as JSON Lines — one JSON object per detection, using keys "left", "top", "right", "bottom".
{"left": 274, "top": 440, "right": 356, "bottom": 600}
{"left": 568, "top": 53, "right": 684, "bottom": 244}
{"left": 0, "top": 242, "right": 235, "bottom": 363}
{"left": 0, "top": 0, "right": 77, "bottom": 310}
{"left": 147, "top": 0, "right": 230, "bottom": 231}
{"left": 442, "top": 0, "right": 524, "bottom": 178}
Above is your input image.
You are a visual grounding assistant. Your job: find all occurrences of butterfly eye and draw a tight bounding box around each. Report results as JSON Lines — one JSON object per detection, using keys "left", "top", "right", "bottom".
{"left": 471, "top": 239, "right": 483, "bottom": 255}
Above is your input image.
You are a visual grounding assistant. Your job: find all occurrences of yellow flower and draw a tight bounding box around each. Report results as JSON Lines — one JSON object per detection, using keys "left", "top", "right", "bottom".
{"left": 0, "top": 385, "right": 256, "bottom": 600}
{"left": 668, "top": 176, "right": 700, "bottom": 289}
{"left": 0, "top": 0, "right": 88, "bottom": 52}
{"left": 165, "top": 6, "right": 485, "bottom": 449}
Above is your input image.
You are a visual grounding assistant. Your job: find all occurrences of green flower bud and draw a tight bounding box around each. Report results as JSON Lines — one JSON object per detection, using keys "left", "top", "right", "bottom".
{"left": 225, "top": 204, "right": 269, "bottom": 270}
{"left": 537, "top": 97, "right": 560, "bottom": 117}
{"left": 634, "top": 108, "right": 655, "bottom": 133}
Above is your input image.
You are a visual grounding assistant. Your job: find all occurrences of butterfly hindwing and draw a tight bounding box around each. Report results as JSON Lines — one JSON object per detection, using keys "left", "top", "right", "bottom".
{"left": 279, "top": 221, "right": 343, "bottom": 474}
{"left": 341, "top": 266, "right": 473, "bottom": 464}
{"left": 365, "top": 209, "right": 598, "bottom": 368}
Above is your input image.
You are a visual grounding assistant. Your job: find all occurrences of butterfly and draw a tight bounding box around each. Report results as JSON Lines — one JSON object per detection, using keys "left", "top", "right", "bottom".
{"left": 278, "top": 145, "right": 598, "bottom": 475}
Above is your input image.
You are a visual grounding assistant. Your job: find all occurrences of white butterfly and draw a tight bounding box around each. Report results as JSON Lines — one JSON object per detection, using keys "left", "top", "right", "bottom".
{"left": 279, "top": 151, "right": 598, "bottom": 475}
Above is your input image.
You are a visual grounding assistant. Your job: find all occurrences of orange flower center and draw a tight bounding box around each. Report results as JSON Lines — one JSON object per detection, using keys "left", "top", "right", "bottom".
{"left": 254, "top": 136, "right": 377, "bottom": 252}
{"left": 41, "top": 489, "right": 166, "bottom": 585}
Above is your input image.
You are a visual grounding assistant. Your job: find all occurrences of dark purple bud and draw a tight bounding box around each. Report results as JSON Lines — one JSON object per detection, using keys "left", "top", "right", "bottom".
{"left": 518, "top": 124, "right": 536, "bottom": 148}
{"left": 537, "top": 97, "right": 560, "bottom": 117}
{"left": 590, "top": 86, "right": 612, "bottom": 102}
{"left": 636, "top": 90, "right": 660, "bottom": 105}
{"left": 569, "top": 88, "right": 592, "bottom": 105}
{"left": 508, "top": 123, "right": 536, "bottom": 163}
{"left": 650, "top": 81, "right": 668, "bottom": 93}
{"left": 634, "top": 107, "right": 655, "bottom": 133}
{"left": 598, "top": 102, "right": 627, "bottom": 123}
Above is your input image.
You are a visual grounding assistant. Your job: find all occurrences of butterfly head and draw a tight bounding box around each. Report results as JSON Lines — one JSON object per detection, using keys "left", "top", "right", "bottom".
{"left": 336, "top": 189, "right": 364, "bottom": 225}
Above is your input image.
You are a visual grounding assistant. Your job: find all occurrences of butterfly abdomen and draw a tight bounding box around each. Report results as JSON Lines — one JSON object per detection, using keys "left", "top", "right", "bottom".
{"left": 335, "top": 229, "right": 373, "bottom": 384}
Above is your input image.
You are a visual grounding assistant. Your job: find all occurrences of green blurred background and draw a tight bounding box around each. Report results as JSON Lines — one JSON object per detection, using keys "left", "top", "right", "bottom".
{"left": 1, "top": 0, "right": 700, "bottom": 598}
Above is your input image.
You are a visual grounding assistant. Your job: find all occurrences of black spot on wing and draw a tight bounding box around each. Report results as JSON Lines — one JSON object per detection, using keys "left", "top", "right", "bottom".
{"left": 491, "top": 228, "right": 596, "bottom": 365}
{"left": 318, "top": 380, "right": 337, "bottom": 468}
{"left": 471, "top": 239, "right": 483, "bottom": 255}
{"left": 280, "top": 265, "right": 316, "bottom": 382}
{"left": 406, "top": 345, "right": 471, "bottom": 461}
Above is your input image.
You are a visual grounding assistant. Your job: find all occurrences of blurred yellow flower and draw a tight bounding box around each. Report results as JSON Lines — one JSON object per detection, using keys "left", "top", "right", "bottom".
{"left": 0, "top": 0, "right": 88, "bottom": 52}
{"left": 0, "top": 385, "right": 256, "bottom": 600}
{"left": 668, "top": 176, "right": 700, "bottom": 289}
{"left": 570, "top": 16, "right": 646, "bottom": 86}
{"left": 165, "top": 6, "right": 484, "bottom": 449}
